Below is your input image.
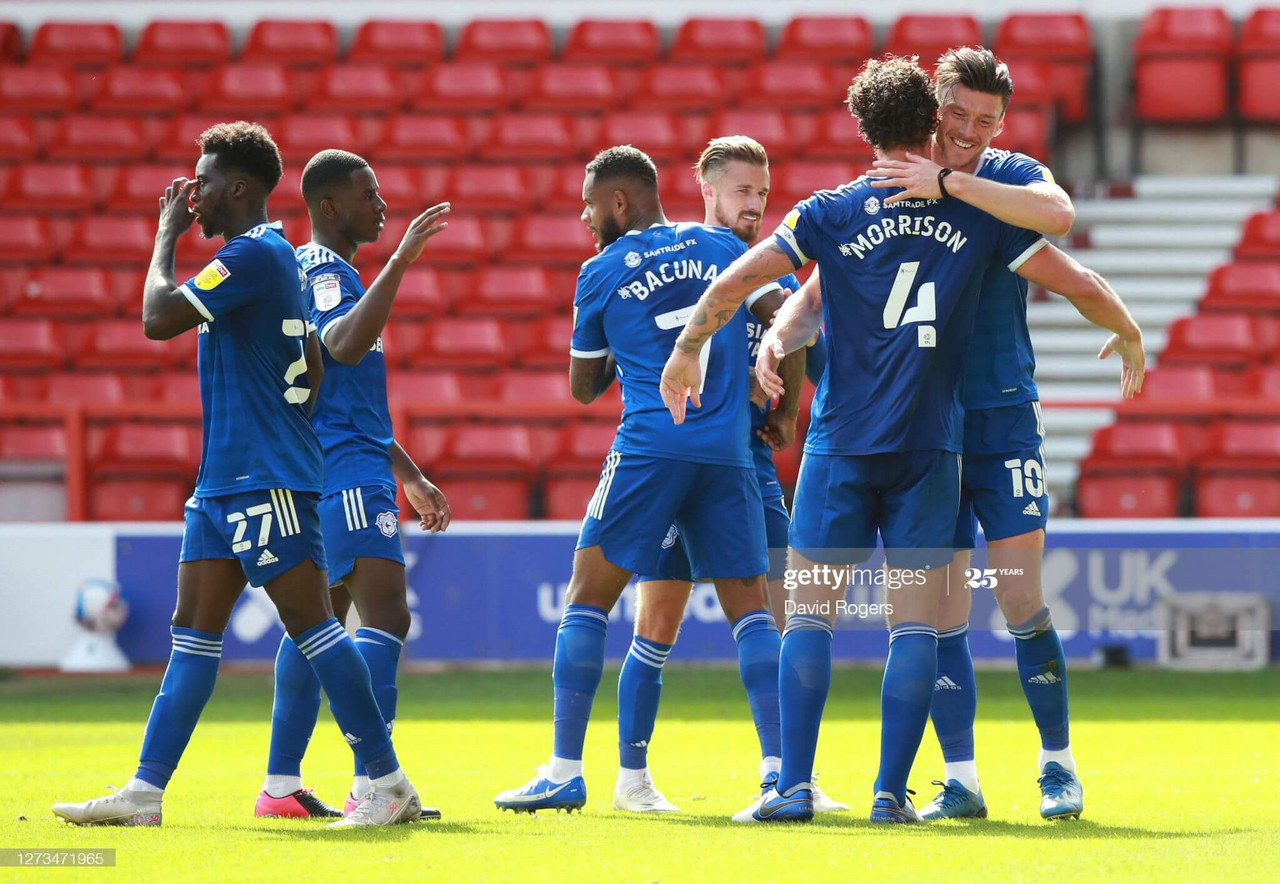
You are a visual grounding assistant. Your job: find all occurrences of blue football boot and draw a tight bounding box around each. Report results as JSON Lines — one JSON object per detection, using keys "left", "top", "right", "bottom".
{"left": 732, "top": 784, "right": 814, "bottom": 823}
{"left": 919, "top": 779, "right": 988, "bottom": 820}
{"left": 494, "top": 765, "right": 587, "bottom": 814}
{"left": 870, "top": 790, "right": 921, "bottom": 823}
{"left": 1038, "top": 762, "right": 1083, "bottom": 820}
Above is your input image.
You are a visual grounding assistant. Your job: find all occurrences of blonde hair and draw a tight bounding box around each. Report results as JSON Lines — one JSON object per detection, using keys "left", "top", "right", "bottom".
{"left": 695, "top": 136, "right": 769, "bottom": 184}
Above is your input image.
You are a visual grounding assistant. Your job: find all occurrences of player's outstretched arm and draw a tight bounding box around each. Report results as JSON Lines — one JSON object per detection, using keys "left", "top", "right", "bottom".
{"left": 142, "top": 177, "right": 208, "bottom": 340}
{"left": 1017, "top": 245, "right": 1145, "bottom": 399}
{"left": 569, "top": 354, "right": 616, "bottom": 405}
{"left": 324, "top": 202, "right": 449, "bottom": 366}
{"left": 390, "top": 439, "right": 450, "bottom": 533}
{"left": 756, "top": 268, "right": 824, "bottom": 401}
{"left": 660, "top": 241, "right": 795, "bottom": 423}
{"left": 870, "top": 153, "right": 1074, "bottom": 236}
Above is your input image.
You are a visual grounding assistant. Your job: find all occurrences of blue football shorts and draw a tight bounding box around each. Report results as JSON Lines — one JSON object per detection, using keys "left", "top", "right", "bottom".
{"left": 179, "top": 488, "right": 327, "bottom": 586}
{"left": 319, "top": 483, "right": 405, "bottom": 583}
{"left": 638, "top": 492, "right": 789, "bottom": 583}
{"left": 954, "top": 401, "right": 1050, "bottom": 549}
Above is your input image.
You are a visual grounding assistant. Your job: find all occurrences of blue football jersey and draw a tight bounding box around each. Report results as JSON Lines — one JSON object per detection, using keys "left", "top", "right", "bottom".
{"left": 297, "top": 242, "right": 395, "bottom": 496}
{"left": 746, "top": 272, "right": 800, "bottom": 494}
{"left": 963, "top": 148, "right": 1054, "bottom": 410}
{"left": 773, "top": 181, "right": 1046, "bottom": 455}
{"left": 570, "top": 222, "right": 767, "bottom": 468}
{"left": 178, "top": 222, "right": 323, "bottom": 497}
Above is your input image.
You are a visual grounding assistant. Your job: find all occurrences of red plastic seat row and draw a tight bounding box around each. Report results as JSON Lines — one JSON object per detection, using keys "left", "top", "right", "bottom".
{"left": 1133, "top": 7, "right": 1232, "bottom": 123}
{"left": 1161, "top": 313, "right": 1280, "bottom": 369}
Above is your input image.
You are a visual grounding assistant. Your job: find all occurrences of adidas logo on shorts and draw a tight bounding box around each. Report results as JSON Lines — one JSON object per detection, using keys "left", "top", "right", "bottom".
{"left": 1022, "top": 501, "right": 1042, "bottom": 517}
{"left": 257, "top": 549, "right": 279, "bottom": 567}
{"left": 1027, "top": 672, "right": 1061, "bottom": 685}
{"left": 934, "top": 676, "right": 962, "bottom": 691}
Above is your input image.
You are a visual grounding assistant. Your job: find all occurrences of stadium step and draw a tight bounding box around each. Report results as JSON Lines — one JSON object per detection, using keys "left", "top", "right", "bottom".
{"left": 1072, "top": 199, "right": 1269, "bottom": 225}
{"left": 1087, "top": 224, "right": 1240, "bottom": 250}
{"left": 1064, "top": 248, "right": 1230, "bottom": 277}
{"left": 1030, "top": 328, "right": 1167, "bottom": 356}
{"left": 1131, "top": 175, "right": 1279, "bottom": 200}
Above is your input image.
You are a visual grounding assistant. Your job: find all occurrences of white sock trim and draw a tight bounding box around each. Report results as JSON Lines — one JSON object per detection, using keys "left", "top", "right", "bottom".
{"left": 943, "top": 760, "right": 980, "bottom": 794}
{"left": 548, "top": 756, "right": 584, "bottom": 783}
{"left": 1039, "top": 747, "right": 1076, "bottom": 774}
{"left": 125, "top": 777, "right": 163, "bottom": 795}
{"left": 351, "top": 775, "right": 370, "bottom": 798}
{"left": 261, "top": 774, "right": 304, "bottom": 797}
{"left": 617, "top": 766, "right": 647, "bottom": 789}
{"left": 371, "top": 768, "right": 406, "bottom": 789}
{"left": 760, "top": 756, "right": 782, "bottom": 779}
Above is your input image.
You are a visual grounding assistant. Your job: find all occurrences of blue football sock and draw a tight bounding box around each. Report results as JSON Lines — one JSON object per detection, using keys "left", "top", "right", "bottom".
{"left": 352, "top": 627, "right": 404, "bottom": 776}
{"left": 875, "top": 623, "right": 938, "bottom": 805}
{"left": 265, "top": 634, "right": 321, "bottom": 778}
{"left": 777, "top": 615, "right": 832, "bottom": 793}
{"left": 1010, "top": 607, "right": 1070, "bottom": 751}
{"left": 552, "top": 604, "right": 609, "bottom": 762}
{"left": 617, "top": 635, "right": 672, "bottom": 770}
{"left": 135, "top": 627, "right": 223, "bottom": 789}
{"left": 931, "top": 623, "right": 976, "bottom": 763}
{"left": 293, "top": 618, "right": 398, "bottom": 780}
{"left": 732, "top": 610, "right": 782, "bottom": 761}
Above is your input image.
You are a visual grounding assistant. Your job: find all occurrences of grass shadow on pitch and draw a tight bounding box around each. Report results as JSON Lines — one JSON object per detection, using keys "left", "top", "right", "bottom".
{"left": 665, "top": 814, "right": 1225, "bottom": 839}
{"left": 226, "top": 820, "right": 478, "bottom": 840}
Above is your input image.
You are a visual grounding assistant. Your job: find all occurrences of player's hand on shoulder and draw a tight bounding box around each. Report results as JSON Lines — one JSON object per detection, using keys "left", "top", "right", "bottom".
{"left": 393, "top": 202, "right": 451, "bottom": 265}
{"left": 868, "top": 152, "right": 944, "bottom": 206}
{"left": 157, "top": 177, "right": 196, "bottom": 237}
{"left": 405, "top": 476, "right": 451, "bottom": 533}
{"left": 1098, "top": 332, "right": 1146, "bottom": 399}
{"left": 660, "top": 349, "right": 702, "bottom": 425}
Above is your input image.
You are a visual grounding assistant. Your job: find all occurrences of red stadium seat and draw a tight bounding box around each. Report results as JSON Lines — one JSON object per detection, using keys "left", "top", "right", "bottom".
{"left": 76, "top": 319, "right": 175, "bottom": 369}
{"left": 241, "top": 20, "right": 336, "bottom": 68}
{"left": 9, "top": 267, "right": 112, "bottom": 316}
{"left": 995, "top": 14, "right": 1093, "bottom": 123}
{"left": 1082, "top": 422, "right": 1187, "bottom": 474}
{"left": 481, "top": 114, "right": 576, "bottom": 161}
{"left": 496, "top": 371, "right": 575, "bottom": 407}
{"left": 455, "top": 20, "right": 551, "bottom": 65}
{"left": 348, "top": 20, "right": 443, "bottom": 68}
{"left": 92, "top": 423, "right": 193, "bottom": 473}
{"left": 883, "top": 15, "right": 983, "bottom": 71}
{"left": 1203, "top": 263, "right": 1280, "bottom": 312}
{"left": 413, "top": 62, "right": 509, "bottom": 113}
{"left": 1236, "top": 212, "right": 1280, "bottom": 260}
{"left": 62, "top": 217, "right": 155, "bottom": 265}
{"left": 1076, "top": 475, "right": 1181, "bottom": 518}
{"left": 738, "top": 62, "right": 834, "bottom": 111}
{"left": 0, "top": 23, "right": 18, "bottom": 62}
{"left": 437, "top": 425, "right": 537, "bottom": 475}
{"left": 632, "top": 65, "right": 728, "bottom": 112}
{"left": 670, "top": 18, "right": 766, "bottom": 65}
{"left": 0, "top": 424, "right": 68, "bottom": 461}
{"left": 0, "top": 319, "right": 62, "bottom": 369}
{"left": 775, "top": 17, "right": 873, "bottom": 63}
{"left": 449, "top": 165, "right": 531, "bottom": 213}
{"left": 199, "top": 64, "right": 295, "bottom": 115}
{"left": 804, "top": 108, "right": 876, "bottom": 164}
{"left": 520, "top": 315, "right": 572, "bottom": 368}
{"left": 106, "top": 163, "right": 197, "bottom": 213}
{"left": 543, "top": 477, "right": 600, "bottom": 520}
{"left": 1243, "top": 363, "right": 1280, "bottom": 398}
{"left": 591, "top": 112, "right": 682, "bottom": 163}
{"left": 150, "top": 115, "right": 230, "bottom": 162}
{"left": 1194, "top": 476, "right": 1280, "bottom": 516}
{"left": 0, "top": 66, "right": 76, "bottom": 114}
{"left": 3, "top": 163, "right": 93, "bottom": 212}
{"left": 562, "top": 20, "right": 659, "bottom": 65}
{"left": 1195, "top": 421, "right": 1280, "bottom": 472}
{"left": 28, "top": 22, "right": 122, "bottom": 67}
{"left": 46, "top": 115, "right": 147, "bottom": 162}
{"left": 505, "top": 214, "right": 594, "bottom": 265}
{"left": 0, "top": 216, "right": 54, "bottom": 264}
{"left": 990, "top": 106, "right": 1052, "bottom": 164}
{"left": 1133, "top": 7, "right": 1232, "bottom": 123}
{"left": 1161, "top": 314, "right": 1269, "bottom": 369}
{"left": 44, "top": 372, "right": 127, "bottom": 406}
{"left": 457, "top": 266, "right": 556, "bottom": 316}
{"left": 306, "top": 65, "right": 402, "bottom": 114}
{"left": 274, "top": 114, "right": 360, "bottom": 163}
{"left": 523, "top": 64, "right": 619, "bottom": 112}
{"left": 385, "top": 370, "right": 465, "bottom": 407}
{"left": 774, "top": 161, "right": 856, "bottom": 205}
{"left": 90, "top": 66, "right": 188, "bottom": 114}
{"left": 412, "top": 317, "right": 507, "bottom": 368}
{"left": 150, "top": 373, "right": 200, "bottom": 404}
{"left": 441, "top": 479, "right": 531, "bottom": 520}
{"left": 90, "top": 479, "right": 190, "bottom": 521}
{"left": 133, "top": 20, "right": 229, "bottom": 68}
{"left": 384, "top": 267, "right": 452, "bottom": 316}
{"left": 1138, "top": 365, "right": 1221, "bottom": 403}
{"left": 547, "top": 422, "right": 617, "bottom": 477}
{"left": 372, "top": 115, "right": 468, "bottom": 162}
{"left": 1238, "top": 58, "right": 1280, "bottom": 122}
{"left": 709, "top": 109, "right": 794, "bottom": 158}
{"left": 418, "top": 215, "right": 490, "bottom": 267}
{"left": 0, "top": 116, "right": 35, "bottom": 162}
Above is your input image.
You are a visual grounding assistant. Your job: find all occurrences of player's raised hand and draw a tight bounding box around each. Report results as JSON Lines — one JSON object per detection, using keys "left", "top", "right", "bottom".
{"left": 755, "top": 335, "right": 787, "bottom": 401}
{"left": 660, "top": 349, "right": 702, "bottom": 425}
{"left": 157, "top": 177, "right": 196, "bottom": 237}
{"left": 392, "top": 202, "right": 451, "bottom": 265}
{"left": 405, "top": 476, "right": 451, "bottom": 533}
{"left": 1098, "top": 332, "right": 1146, "bottom": 399}
{"left": 867, "top": 153, "right": 945, "bottom": 205}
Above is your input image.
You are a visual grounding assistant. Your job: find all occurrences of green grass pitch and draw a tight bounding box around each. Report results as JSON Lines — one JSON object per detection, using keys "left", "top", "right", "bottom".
{"left": 2, "top": 666, "right": 1278, "bottom": 882}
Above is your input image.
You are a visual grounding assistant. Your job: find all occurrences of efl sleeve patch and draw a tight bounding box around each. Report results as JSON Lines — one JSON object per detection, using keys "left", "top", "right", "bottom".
{"left": 193, "top": 259, "right": 231, "bottom": 291}
{"left": 311, "top": 274, "right": 343, "bottom": 312}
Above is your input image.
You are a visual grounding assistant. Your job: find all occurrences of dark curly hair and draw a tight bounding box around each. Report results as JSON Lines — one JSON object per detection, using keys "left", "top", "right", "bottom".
{"left": 197, "top": 121, "right": 283, "bottom": 192}
{"left": 585, "top": 144, "right": 658, "bottom": 192}
{"left": 846, "top": 57, "right": 939, "bottom": 153}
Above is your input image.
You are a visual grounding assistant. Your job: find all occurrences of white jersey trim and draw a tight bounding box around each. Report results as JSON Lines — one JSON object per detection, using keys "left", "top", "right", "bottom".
{"left": 570, "top": 346, "right": 611, "bottom": 358}
{"left": 1007, "top": 237, "right": 1049, "bottom": 272}
{"left": 178, "top": 284, "right": 214, "bottom": 323}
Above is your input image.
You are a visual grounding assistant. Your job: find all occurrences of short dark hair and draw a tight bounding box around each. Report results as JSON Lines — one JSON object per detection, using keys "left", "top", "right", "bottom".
{"left": 585, "top": 145, "right": 658, "bottom": 191}
{"left": 300, "top": 149, "right": 370, "bottom": 205}
{"left": 846, "top": 57, "right": 939, "bottom": 153}
{"left": 936, "top": 47, "right": 1014, "bottom": 111}
{"left": 197, "top": 121, "right": 283, "bottom": 192}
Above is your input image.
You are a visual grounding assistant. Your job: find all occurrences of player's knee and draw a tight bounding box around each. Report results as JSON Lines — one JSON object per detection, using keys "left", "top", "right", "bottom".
{"left": 635, "top": 606, "right": 683, "bottom": 645}
{"left": 364, "top": 596, "right": 411, "bottom": 639}
{"left": 996, "top": 585, "right": 1043, "bottom": 625}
